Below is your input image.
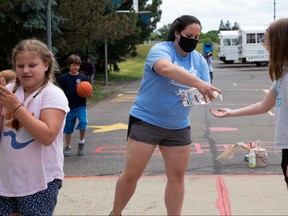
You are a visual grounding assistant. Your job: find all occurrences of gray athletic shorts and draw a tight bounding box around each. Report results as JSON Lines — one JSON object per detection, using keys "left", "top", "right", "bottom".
{"left": 128, "top": 115, "right": 192, "bottom": 146}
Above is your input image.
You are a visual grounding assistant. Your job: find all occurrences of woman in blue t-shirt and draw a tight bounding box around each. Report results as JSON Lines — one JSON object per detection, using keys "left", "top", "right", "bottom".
{"left": 110, "top": 15, "right": 221, "bottom": 216}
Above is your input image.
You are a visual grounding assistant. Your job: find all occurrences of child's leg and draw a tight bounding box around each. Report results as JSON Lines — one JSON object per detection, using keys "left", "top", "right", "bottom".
{"left": 65, "top": 134, "right": 72, "bottom": 147}
{"left": 76, "top": 107, "right": 87, "bottom": 156}
{"left": 63, "top": 134, "right": 72, "bottom": 157}
{"left": 77, "top": 130, "right": 86, "bottom": 156}
{"left": 80, "top": 129, "right": 86, "bottom": 141}
{"left": 76, "top": 107, "right": 88, "bottom": 142}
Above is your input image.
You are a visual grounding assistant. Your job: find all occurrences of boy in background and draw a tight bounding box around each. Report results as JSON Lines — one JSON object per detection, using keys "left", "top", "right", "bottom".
{"left": 81, "top": 56, "right": 95, "bottom": 85}
{"left": 59, "top": 54, "right": 91, "bottom": 156}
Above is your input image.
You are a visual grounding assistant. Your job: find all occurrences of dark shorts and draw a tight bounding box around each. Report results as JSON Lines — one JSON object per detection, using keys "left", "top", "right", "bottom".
{"left": 281, "top": 149, "right": 288, "bottom": 184}
{"left": 0, "top": 179, "right": 62, "bottom": 216}
{"left": 127, "top": 115, "right": 192, "bottom": 146}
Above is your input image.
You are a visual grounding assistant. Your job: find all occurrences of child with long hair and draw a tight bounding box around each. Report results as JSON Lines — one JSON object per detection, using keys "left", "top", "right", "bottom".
{"left": 0, "top": 39, "right": 69, "bottom": 215}
{"left": 210, "top": 18, "right": 288, "bottom": 188}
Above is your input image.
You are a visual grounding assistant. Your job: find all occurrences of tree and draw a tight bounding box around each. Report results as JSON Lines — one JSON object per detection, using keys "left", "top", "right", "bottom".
{"left": 219, "top": 19, "right": 227, "bottom": 30}
{"left": 0, "top": 0, "right": 61, "bottom": 70}
{"left": 219, "top": 19, "right": 240, "bottom": 31}
{"left": 54, "top": 0, "right": 162, "bottom": 72}
{"left": 225, "top": 20, "right": 231, "bottom": 29}
{"left": 200, "top": 30, "right": 218, "bottom": 43}
{"left": 0, "top": 0, "right": 162, "bottom": 73}
{"left": 154, "top": 23, "right": 171, "bottom": 41}
{"left": 232, "top": 22, "right": 240, "bottom": 30}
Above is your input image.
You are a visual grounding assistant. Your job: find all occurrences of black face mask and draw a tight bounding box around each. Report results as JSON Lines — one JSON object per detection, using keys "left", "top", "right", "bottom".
{"left": 178, "top": 34, "right": 198, "bottom": 53}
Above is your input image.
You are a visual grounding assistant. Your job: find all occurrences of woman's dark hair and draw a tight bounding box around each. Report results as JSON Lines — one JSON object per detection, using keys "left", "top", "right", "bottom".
{"left": 167, "top": 15, "right": 202, "bottom": 41}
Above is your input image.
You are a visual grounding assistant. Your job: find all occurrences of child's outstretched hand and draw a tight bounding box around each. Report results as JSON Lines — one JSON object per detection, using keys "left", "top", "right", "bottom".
{"left": 209, "top": 108, "right": 231, "bottom": 118}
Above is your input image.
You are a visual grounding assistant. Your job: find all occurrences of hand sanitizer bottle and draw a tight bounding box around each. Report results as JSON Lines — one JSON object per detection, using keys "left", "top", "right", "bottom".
{"left": 248, "top": 143, "right": 256, "bottom": 168}
{"left": 179, "top": 88, "right": 222, "bottom": 106}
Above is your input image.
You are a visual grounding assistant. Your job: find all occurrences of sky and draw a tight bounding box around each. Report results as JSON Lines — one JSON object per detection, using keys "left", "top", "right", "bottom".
{"left": 155, "top": 0, "right": 287, "bottom": 33}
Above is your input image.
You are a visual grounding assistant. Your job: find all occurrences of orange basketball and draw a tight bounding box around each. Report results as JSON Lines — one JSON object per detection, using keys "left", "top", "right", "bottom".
{"left": 76, "top": 81, "right": 92, "bottom": 98}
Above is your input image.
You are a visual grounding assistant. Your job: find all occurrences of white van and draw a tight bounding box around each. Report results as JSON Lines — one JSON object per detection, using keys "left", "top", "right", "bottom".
{"left": 238, "top": 26, "right": 269, "bottom": 66}
{"left": 217, "top": 30, "right": 239, "bottom": 64}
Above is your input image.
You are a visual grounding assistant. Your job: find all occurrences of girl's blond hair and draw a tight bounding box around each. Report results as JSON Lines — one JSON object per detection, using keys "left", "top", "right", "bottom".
{"left": 11, "top": 39, "right": 58, "bottom": 92}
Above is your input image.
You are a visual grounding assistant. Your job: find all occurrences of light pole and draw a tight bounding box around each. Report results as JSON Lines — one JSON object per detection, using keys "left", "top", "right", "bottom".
{"left": 104, "top": 39, "right": 108, "bottom": 86}
{"left": 273, "top": 0, "right": 276, "bottom": 21}
{"left": 46, "top": 0, "right": 52, "bottom": 50}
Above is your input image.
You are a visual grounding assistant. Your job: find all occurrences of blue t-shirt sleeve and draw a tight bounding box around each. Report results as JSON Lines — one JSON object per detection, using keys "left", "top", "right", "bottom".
{"left": 146, "top": 43, "right": 173, "bottom": 71}
{"left": 146, "top": 42, "right": 210, "bottom": 83}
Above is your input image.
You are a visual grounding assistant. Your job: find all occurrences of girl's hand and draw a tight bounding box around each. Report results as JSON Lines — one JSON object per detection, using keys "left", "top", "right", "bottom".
{"left": 0, "top": 75, "right": 5, "bottom": 110}
{"left": 0, "top": 75, "right": 6, "bottom": 87}
{"left": 209, "top": 108, "right": 231, "bottom": 118}
{"left": 0, "top": 85, "right": 21, "bottom": 113}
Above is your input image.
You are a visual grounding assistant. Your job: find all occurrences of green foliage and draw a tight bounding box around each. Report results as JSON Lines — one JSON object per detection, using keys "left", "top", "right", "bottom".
{"left": 152, "top": 23, "right": 171, "bottom": 41}
{"left": 155, "top": 18, "right": 240, "bottom": 44}
{"left": 199, "top": 30, "right": 218, "bottom": 43}
{"left": 88, "top": 44, "right": 150, "bottom": 104}
{"left": 89, "top": 42, "right": 217, "bottom": 104}
{"left": 154, "top": 23, "right": 219, "bottom": 44}
{"left": 21, "top": 0, "right": 45, "bottom": 11}
{"left": 219, "top": 19, "right": 240, "bottom": 31}
{"left": 0, "top": 0, "right": 162, "bottom": 72}
{"left": 53, "top": 0, "right": 162, "bottom": 73}
{"left": 0, "top": 0, "right": 61, "bottom": 70}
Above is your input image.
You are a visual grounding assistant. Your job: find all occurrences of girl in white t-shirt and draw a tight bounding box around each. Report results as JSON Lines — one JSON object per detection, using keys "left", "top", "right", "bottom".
{"left": 0, "top": 39, "right": 69, "bottom": 215}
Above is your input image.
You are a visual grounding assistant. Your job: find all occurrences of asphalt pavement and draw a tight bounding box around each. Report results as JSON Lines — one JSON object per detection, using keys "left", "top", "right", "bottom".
{"left": 54, "top": 61, "right": 288, "bottom": 215}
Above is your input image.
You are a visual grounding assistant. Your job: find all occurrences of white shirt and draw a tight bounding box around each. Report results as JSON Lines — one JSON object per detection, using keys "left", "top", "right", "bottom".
{"left": 0, "top": 82, "right": 69, "bottom": 197}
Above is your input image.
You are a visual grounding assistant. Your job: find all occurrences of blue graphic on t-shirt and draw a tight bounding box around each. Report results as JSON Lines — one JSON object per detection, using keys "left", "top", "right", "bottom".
{"left": 4, "top": 130, "right": 34, "bottom": 149}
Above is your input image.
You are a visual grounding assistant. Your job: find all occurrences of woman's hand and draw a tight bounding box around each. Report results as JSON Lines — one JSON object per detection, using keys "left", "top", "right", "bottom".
{"left": 194, "top": 81, "right": 221, "bottom": 103}
{"left": 209, "top": 108, "right": 231, "bottom": 118}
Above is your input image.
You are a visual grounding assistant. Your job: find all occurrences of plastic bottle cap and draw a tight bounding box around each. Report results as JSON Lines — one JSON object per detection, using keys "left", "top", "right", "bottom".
{"left": 213, "top": 91, "right": 223, "bottom": 101}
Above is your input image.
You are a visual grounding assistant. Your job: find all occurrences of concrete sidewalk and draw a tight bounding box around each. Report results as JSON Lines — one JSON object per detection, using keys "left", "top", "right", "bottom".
{"left": 54, "top": 175, "right": 288, "bottom": 215}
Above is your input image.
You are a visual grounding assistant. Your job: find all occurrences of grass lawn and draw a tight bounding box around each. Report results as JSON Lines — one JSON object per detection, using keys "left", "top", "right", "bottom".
{"left": 88, "top": 44, "right": 151, "bottom": 105}
{"left": 88, "top": 42, "right": 215, "bottom": 105}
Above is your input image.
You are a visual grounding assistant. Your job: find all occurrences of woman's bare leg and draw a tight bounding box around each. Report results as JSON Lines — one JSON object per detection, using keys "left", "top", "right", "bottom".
{"left": 160, "top": 145, "right": 191, "bottom": 215}
{"left": 111, "top": 138, "right": 156, "bottom": 215}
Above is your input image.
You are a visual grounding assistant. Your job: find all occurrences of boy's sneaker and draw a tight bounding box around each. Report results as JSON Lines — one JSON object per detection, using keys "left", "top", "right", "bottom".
{"left": 63, "top": 147, "right": 71, "bottom": 157}
{"left": 77, "top": 143, "right": 85, "bottom": 156}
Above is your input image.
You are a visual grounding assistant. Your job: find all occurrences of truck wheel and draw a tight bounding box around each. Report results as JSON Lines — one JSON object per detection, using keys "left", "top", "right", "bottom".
{"left": 224, "top": 60, "right": 234, "bottom": 64}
